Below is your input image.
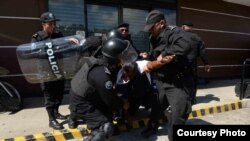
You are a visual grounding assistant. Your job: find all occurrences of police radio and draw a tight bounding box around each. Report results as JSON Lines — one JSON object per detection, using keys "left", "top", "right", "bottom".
{"left": 16, "top": 31, "right": 86, "bottom": 84}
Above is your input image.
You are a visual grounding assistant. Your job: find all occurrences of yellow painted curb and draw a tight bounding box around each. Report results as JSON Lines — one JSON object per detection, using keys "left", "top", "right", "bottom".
{"left": 188, "top": 100, "right": 242, "bottom": 119}
{"left": 2, "top": 127, "right": 88, "bottom": 141}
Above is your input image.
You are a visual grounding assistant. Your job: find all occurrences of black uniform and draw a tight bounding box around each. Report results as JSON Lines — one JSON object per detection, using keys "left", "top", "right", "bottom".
{"left": 149, "top": 26, "right": 193, "bottom": 141}
{"left": 31, "top": 30, "right": 65, "bottom": 122}
{"left": 69, "top": 57, "right": 122, "bottom": 138}
{"left": 186, "top": 31, "right": 209, "bottom": 104}
{"left": 69, "top": 37, "right": 135, "bottom": 141}
{"left": 117, "top": 23, "right": 140, "bottom": 56}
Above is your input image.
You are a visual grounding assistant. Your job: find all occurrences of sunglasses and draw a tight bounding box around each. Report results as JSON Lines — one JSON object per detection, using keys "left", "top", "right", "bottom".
{"left": 44, "top": 22, "right": 56, "bottom": 26}
{"left": 119, "top": 28, "right": 129, "bottom": 32}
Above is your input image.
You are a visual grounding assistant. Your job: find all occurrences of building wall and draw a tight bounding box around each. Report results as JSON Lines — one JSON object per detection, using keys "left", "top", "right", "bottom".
{"left": 0, "top": 0, "right": 47, "bottom": 96}
{"left": 178, "top": 0, "right": 250, "bottom": 78}
{"left": 0, "top": 0, "right": 177, "bottom": 97}
{"left": 1, "top": 0, "right": 250, "bottom": 97}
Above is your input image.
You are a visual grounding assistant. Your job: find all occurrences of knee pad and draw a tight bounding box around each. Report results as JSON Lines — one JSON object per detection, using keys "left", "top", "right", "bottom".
{"left": 83, "top": 130, "right": 106, "bottom": 141}
{"left": 83, "top": 122, "right": 114, "bottom": 141}
{"left": 99, "top": 122, "right": 114, "bottom": 137}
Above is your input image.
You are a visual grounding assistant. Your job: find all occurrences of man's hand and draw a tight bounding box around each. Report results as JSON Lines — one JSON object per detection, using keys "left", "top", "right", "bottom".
{"left": 143, "top": 54, "right": 175, "bottom": 73}
{"left": 157, "top": 54, "right": 175, "bottom": 64}
{"left": 204, "top": 64, "right": 211, "bottom": 72}
{"left": 66, "top": 38, "right": 80, "bottom": 44}
{"left": 139, "top": 52, "right": 149, "bottom": 58}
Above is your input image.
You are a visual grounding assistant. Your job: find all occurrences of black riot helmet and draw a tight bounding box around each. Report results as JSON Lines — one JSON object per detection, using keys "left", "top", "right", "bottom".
{"left": 40, "top": 12, "right": 60, "bottom": 23}
{"left": 102, "top": 38, "right": 138, "bottom": 65}
{"left": 106, "top": 29, "right": 124, "bottom": 40}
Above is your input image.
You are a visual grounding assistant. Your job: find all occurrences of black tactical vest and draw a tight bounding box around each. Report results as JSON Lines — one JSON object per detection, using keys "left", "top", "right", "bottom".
{"left": 71, "top": 56, "right": 103, "bottom": 97}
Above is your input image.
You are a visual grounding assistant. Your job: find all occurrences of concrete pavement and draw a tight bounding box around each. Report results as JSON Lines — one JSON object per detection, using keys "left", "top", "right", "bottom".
{"left": 0, "top": 79, "right": 250, "bottom": 141}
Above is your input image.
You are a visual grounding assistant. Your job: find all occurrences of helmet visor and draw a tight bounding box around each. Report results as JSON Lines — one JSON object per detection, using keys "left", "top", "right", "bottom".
{"left": 118, "top": 40, "right": 138, "bottom": 64}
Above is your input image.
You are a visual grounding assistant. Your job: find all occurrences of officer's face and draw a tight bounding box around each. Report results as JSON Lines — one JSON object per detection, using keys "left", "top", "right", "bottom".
{"left": 149, "top": 20, "right": 163, "bottom": 38}
{"left": 42, "top": 21, "right": 56, "bottom": 34}
{"left": 118, "top": 27, "right": 129, "bottom": 38}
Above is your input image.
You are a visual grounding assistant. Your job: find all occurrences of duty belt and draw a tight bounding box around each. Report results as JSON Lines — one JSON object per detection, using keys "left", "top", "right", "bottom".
{"left": 156, "top": 72, "right": 185, "bottom": 81}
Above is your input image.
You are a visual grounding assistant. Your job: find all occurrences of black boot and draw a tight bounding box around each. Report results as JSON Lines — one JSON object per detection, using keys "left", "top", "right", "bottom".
{"left": 47, "top": 109, "right": 64, "bottom": 130}
{"left": 141, "top": 120, "right": 159, "bottom": 138}
{"left": 83, "top": 130, "right": 106, "bottom": 141}
{"left": 191, "top": 98, "right": 197, "bottom": 105}
{"left": 49, "top": 119, "right": 64, "bottom": 130}
{"left": 54, "top": 109, "right": 67, "bottom": 120}
{"left": 55, "top": 113, "right": 68, "bottom": 120}
{"left": 68, "top": 116, "right": 78, "bottom": 129}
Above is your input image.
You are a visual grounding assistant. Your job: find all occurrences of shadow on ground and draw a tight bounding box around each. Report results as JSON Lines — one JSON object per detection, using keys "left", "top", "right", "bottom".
{"left": 187, "top": 118, "right": 213, "bottom": 125}
{"left": 111, "top": 118, "right": 214, "bottom": 141}
{"left": 110, "top": 123, "right": 169, "bottom": 141}
{"left": 197, "top": 78, "right": 241, "bottom": 89}
{"left": 0, "top": 93, "right": 70, "bottom": 115}
{"left": 196, "top": 94, "right": 220, "bottom": 104}
{"left": 23, "top": 94, "right": 70, "bottom": 109}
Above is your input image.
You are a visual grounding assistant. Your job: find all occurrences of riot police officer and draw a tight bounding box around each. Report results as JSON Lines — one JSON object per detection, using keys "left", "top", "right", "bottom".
{"left": 31, "top": 12, "right": 67, "bottom": 130}
{"left": 86, "top": 29, "right": 125, "bottom": 58}
{"left": 117, "top": 23, "right": 141, "bottom": 58}
{"left": 68, "top": 38, "right": 138, "bottom": 141}
{"left": 143, "top": 10, "right": 193, "bottom": 141}
{"left": 181, "top": 22, "right": 211, "bottom": 104}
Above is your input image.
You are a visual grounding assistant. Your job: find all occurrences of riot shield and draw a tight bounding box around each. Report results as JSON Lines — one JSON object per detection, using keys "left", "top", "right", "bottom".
{"left": 16, "top": 33, "right": 87, "bottom": 84}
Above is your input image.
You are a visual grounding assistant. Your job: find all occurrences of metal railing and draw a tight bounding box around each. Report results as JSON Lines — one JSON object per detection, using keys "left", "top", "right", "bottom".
{"left": 240, "top": 58, "right": 250, "bottom": 100}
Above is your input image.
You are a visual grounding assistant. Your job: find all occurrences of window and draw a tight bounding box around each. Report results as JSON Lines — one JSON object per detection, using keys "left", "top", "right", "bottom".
{"left": 49, "top": 0, "right": 85, "bottom": 36}
{"left": 87, "top": 4, "right": 118, "bottom": 36}
{"left": 123, "top": 8, "right": 150, "bottom": 52}
{"left": 123, "top": 8, "right": 176, "bottom": 52}
{"left": 156, "top": 8, "right": 176, "bottom": 25}
{"left": 48, "top": 1, "right": 177, "bottom": 51}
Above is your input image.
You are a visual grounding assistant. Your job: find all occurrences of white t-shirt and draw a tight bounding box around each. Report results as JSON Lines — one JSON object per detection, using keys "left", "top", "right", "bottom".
{"left": 136, "top": 60, "right": 151, "bottom": 84}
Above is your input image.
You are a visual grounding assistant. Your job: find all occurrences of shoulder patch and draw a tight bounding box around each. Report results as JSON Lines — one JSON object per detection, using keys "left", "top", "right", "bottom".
{"left": 105, "top": 81, "right": 113, "bottom": 90}
{"left": 168, "top": 25, "right": 176, "bottom": 30}
{"left": 104, "top": 66, "right": 111, "bottom": 75}
{"left": 32, "top": 33, "right": 38, "bottom": 38}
